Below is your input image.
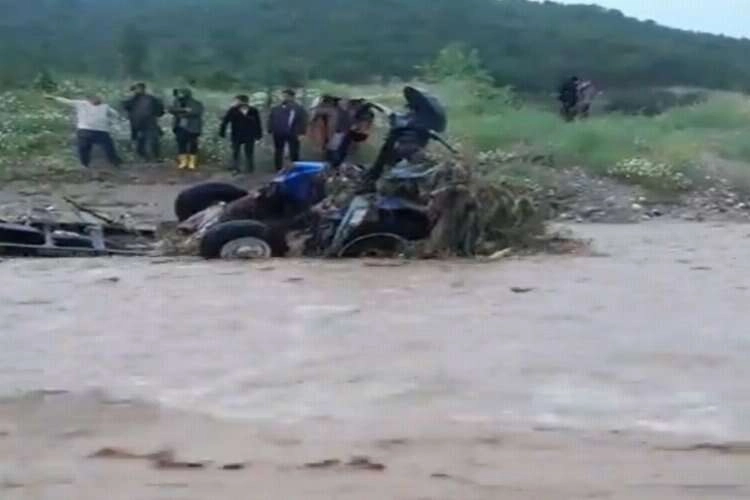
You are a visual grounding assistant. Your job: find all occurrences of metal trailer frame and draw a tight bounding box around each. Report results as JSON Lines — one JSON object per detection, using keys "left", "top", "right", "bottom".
{"left": 0, "top": 221, "right": 155, "bottom": 257}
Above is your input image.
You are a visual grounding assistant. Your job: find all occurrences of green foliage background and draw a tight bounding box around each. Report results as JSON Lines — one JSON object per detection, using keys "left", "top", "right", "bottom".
{"left": 3, "top": 0, "right": 750, "bottom": 91}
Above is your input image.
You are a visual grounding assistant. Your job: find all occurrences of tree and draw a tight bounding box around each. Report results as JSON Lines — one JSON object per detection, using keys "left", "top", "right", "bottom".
{"left": 118, "top": 24, "right": 149, "bottom": 78}
{"left": 4, "top": 0, "right": 750, "bottom": 93}
{"left": 273, "top": 58, "right": 312, "bottom": 88}
{"left": 32, "top": 69, "right": 58, "bottom": 92}
{"left": 419, "top": 43, "right": 494, "bottom": 85}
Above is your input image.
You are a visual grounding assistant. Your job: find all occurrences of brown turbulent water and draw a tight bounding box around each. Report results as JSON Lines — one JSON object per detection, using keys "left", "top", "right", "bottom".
{"left": 1, "top": 221, "right": 748, "bottom": 440}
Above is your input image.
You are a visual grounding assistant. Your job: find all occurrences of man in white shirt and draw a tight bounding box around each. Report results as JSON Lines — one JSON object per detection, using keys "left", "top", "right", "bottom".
{"left": 45, "top": 95, "right": 122, "bottom": 168}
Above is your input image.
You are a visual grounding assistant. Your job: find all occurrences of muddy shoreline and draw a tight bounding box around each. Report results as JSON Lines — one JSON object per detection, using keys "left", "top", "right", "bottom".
{"left": 4, "top": 165, "right": 750, "bottom": 227}
{"left": 2, "top": 392, "right": 748, "bottom": 500}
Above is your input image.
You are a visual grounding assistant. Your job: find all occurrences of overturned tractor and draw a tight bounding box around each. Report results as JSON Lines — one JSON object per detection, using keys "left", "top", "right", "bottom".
{"left": 166, "top": 86, "right": 501, "bottom": 260}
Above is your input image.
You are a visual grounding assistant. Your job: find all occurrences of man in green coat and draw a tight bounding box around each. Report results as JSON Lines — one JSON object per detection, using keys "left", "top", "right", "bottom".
{"left": 169, "top": 88, "right": 204, "bottom": 170}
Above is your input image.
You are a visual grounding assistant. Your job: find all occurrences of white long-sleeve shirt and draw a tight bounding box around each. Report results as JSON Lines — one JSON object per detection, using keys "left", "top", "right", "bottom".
{"left": 54, "top": 97, "right": 119, "bottom": 132}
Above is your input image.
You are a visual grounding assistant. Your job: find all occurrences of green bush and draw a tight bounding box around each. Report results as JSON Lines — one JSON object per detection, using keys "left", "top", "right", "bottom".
{"left": 603, "top": 89, "right": 707, "bottom": 116}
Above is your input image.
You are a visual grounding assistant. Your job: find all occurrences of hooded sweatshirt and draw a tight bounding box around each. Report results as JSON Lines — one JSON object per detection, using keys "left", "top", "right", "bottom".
{"left": 169, "top": 89, "right": 204, "bottom": 135}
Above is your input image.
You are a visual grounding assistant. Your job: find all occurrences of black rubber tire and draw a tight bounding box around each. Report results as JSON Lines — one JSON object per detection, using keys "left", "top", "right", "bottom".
{"left": 338, "top": 233, "right": 409, "bottom": 258}
{"left": 379, "top": 210, "right": 432, "bottom": 240}
{"left": 174, "top": 182, "right": 248, "bottom": 222}
{"left": 199, "top": 220, "right": 287, "bottom": 259}
{"left": 0, "top": 223, "right": 45, "bottom": 245}
{"left": 349, "top": 210, "right": 432, "bottom": 242}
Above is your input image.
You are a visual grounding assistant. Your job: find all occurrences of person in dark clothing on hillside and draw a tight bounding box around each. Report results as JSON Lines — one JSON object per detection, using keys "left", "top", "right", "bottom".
{"left": 558, "top": 76, "right": 580, "bottom": 122}
{"left": 219, "top": 95, "right": 263, "bottom": 173}
{"left": 169, "top": 88, "right": 204, "bottom": 170}
{"left": 122, "top": 83, "right": 164, "bottom": 161}
{"left": 267, "top": 89, "right": 308, "bottom": 170}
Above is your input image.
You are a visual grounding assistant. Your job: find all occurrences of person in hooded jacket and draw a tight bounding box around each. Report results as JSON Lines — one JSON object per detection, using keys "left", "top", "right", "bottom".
{"left": 558, "top": 76, "right": 580, "bottom": 122}
{"left": 169, "top": 88, "right": 204, "bottom": 170}
{"left": 219, "top": 95, "right": 263, "bottom": 173}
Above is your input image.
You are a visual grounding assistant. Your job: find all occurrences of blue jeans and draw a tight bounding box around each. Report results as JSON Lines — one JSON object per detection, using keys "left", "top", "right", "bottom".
{"left": 77, "top": 129, "right": 121, "bottom": 167}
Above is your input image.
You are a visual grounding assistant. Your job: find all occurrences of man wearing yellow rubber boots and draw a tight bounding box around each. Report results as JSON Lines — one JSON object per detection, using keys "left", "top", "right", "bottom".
{"left": 169, "top": 88, "right": 204, "bottom": 170}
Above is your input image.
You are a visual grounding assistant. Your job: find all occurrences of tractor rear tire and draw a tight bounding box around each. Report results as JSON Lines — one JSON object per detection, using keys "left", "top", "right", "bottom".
{"left": 174, "top": 182, "right": 248, "bottom": 222}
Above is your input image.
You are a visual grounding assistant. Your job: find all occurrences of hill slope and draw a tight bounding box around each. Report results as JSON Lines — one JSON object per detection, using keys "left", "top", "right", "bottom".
{"left": 2, "top": 0, "right": 750, "bottom": 91}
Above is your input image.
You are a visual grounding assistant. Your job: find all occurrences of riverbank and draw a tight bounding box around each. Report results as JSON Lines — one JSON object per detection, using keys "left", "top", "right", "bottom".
{"left": 2, "top": 391, "right": 748, "bottom": 500}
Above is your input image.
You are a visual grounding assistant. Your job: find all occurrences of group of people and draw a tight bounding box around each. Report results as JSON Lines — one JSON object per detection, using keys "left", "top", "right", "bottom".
{"left": 308, "top": 95, "right": 376, "bottom": 168}
{"left": 557, "top": 76, "right": 597, "bottom": 122}
{"left": 47, "top": 84, "right": 205, "bottom": 170}
{"left": 47, "top": 84, "right": 371, "bottom": 172}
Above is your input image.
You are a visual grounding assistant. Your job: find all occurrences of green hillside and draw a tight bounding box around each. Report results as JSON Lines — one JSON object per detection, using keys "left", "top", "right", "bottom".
{"left": 2, "top": 0, "right": 750, "bottom": 91}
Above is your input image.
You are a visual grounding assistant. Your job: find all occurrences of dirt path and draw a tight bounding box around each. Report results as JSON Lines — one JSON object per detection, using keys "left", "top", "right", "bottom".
{"left": 0, "top": 168, "right": 275, "bottom": 224}
{"left": 0, "top": 221, "right": 749, "bottom": 498}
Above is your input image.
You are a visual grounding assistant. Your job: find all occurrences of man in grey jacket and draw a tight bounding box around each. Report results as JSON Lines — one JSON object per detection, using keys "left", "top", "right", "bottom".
{"left": 267, "top": 89, "right": 308, "bottom": 170}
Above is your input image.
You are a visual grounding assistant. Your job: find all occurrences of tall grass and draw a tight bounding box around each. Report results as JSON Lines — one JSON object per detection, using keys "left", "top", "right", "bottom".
{"left": 435, "top": 81, "right": 750, "bottom": 189}
{"left": 2, "top": 77, "right": 750, "bottom": 191}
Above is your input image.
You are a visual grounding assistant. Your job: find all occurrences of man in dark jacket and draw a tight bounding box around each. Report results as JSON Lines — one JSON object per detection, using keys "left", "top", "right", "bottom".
{"left": 169, "top": 88, "right": 204, "bottom": 170}
{"left": 267, "top": 89, "right": 308, "bottom": 170}
{"left": 122, "top": 83, "right": 164, "bottom": 161}
{"left": 219, "top": 95, "right": 263, "bottom": 173}
{"left": 558, "top": 76, "right": 580, "bottom": 122}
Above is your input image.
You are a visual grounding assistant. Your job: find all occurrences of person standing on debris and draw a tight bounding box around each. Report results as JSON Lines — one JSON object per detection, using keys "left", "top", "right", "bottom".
{"left": 558, "top": 76, "right": 580, "bottom": 122}
{"left": 169, "top": 88, "right": 204, "bottom": 170}
{"left": 219, "top": 95, "right": 263, "bottom": 173}
{"left": 45, "top": 94, "right": 122, "bottom": 168}
{"left": 267, "top": 89, "right": 308, "bottom": 170}
{"left": 122, "top": 82, "right": 165, "bottom": 162}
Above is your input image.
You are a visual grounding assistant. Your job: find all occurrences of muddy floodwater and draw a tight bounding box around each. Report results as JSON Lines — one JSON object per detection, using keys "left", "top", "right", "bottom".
{"left": 1, "top": 222, "right": 748, "bottom": 441}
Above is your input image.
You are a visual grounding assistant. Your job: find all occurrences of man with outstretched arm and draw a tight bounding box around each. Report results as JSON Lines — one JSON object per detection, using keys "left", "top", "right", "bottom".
{"left": 46, "top": 94, "right": 122, "bottom": 168}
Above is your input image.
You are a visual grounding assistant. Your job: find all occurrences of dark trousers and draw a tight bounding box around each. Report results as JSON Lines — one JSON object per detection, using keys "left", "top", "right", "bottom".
{"left": 231, "top": 140, "right": 255, "bottom": 172}
{"left": 331, "top": 132, "right": 355, "bottom": 168}
{"left": 77, "top": 129, "right": 120, "bottom": 168}
{"left": 133, "top": 125, "right": 161, "bottom": 160}
{"left": 560, "top": 101, "right": 577, "bottom": 122}
{"left": 175, "top": 129, "right": 199, "bottom": 154}
{"left": 272, "top": 134, "right": 300, "bottom": 170}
